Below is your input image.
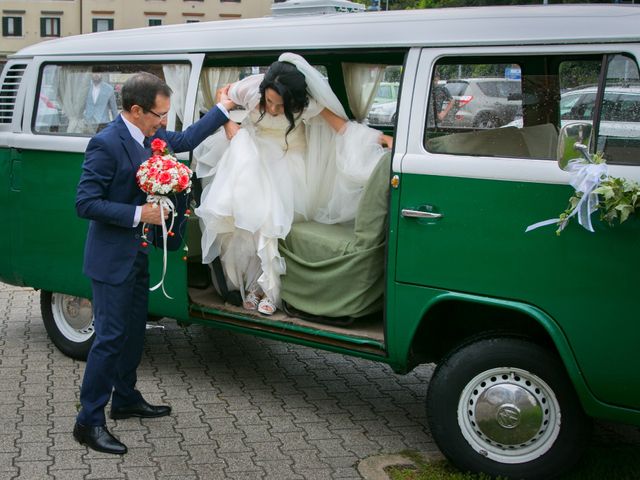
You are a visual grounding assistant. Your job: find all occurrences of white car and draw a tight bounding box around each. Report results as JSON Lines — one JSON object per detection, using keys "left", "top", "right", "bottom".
{"left": 505, "top": 85, "right": 640, "bottom": 139}
{"left": 367, "top": 100, "right": 397, "bottom": 125}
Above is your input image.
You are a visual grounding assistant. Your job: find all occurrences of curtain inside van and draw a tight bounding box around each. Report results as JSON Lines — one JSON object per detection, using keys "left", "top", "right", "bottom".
{"left": 342, "top": 63, "right": 385, "bottom": 122}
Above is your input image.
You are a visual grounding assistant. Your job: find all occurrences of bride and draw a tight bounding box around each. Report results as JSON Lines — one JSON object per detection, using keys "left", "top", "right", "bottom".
{"left": 195, "top": 52, "right": 392, "bottom": 316}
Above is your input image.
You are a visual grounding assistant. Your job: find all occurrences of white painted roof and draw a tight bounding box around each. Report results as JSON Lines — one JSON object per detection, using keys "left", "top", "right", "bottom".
{"left": 11, "top": 5, "right": 640, "bottom": 59}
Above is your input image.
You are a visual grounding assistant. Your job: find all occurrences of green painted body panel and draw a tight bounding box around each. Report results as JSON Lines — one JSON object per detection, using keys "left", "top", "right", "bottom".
{"left": 394, "top": 172, "right": 640, "bottom": 412}
{"left": 1, "top": 148, "right": 188, "bottom": 320}
{"left": 0, "top": 149, "right": 16, "bottom": 284}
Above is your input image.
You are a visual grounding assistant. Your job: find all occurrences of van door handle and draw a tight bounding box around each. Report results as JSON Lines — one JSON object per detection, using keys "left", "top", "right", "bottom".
{"left": 401, "top": 208, "right": 443, "bottom": 219}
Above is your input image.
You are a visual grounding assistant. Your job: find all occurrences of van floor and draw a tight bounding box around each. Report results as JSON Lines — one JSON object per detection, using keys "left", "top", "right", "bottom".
{"left": 188, "top": 285, "right": 385, "bottom": 343}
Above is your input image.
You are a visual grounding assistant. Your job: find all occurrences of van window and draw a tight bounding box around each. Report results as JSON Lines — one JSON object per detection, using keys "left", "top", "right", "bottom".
{"left": 424, "top": 54, "right": 640, "bottom": 162}
{"left": 597, "top": 54, "right": 640, "bottom": 165}
{"left": 34, "top": 63, "right": 191, "bottom": 136}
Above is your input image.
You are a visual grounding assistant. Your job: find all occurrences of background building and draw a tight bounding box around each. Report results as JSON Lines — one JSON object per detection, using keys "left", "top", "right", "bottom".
{"left": 1, "top": 0, "right": 276, "bottom": 63}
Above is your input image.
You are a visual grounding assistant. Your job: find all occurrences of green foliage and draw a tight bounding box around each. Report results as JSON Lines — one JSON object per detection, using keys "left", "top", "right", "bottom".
{"left": 555, "top": 153, "right": 640, "bottom": 234}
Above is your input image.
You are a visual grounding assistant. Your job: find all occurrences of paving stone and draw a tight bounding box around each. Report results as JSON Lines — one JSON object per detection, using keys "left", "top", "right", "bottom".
{"left": 219, "top": 451, "right": 264, "bottom": 473}
{"left": 50, "top": 469, "right": 91, "bottom": 480}
{"left": 14, "top": 460, "right": 54, "bottom": 479}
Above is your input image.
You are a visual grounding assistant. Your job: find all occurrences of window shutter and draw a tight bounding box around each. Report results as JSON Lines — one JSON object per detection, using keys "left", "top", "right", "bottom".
{"left": 40, "top": 17, "right": 46, "bottom": 37}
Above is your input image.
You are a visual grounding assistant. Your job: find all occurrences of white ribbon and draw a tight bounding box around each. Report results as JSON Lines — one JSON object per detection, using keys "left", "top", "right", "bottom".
{"left": 145, "top": 194, "right": 176, "bottom": 299}
{"left": 526, "top": 159, "right": 609, "bottom": 233}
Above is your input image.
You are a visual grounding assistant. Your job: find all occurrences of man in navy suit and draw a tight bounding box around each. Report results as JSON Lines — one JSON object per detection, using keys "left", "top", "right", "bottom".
{"left": 74, "top": 72, "right": 234, "bottom": 455}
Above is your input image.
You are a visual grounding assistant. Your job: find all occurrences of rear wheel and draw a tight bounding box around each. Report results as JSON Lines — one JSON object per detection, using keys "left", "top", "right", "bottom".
{"left": 426, "top": 337, "right": 591, "bottom": 480}
{"left": 41, "top": 291, "right": 95, "bottom": 360}
{"left": 474, "top": 113, "right": 500, "bottom": 129}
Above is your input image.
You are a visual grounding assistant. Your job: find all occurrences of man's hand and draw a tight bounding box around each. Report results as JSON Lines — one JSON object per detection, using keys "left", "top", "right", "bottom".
{"left": 140, "top": 203, "right": 169, "bottom": 225}
{"left": 216, "top": 84, "right": 236, "bottom": 113}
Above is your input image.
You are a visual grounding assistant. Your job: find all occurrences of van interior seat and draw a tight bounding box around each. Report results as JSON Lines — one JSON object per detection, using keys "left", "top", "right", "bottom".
{"left": 426, "top": 123, "right": 558, "bottom": 159}
{"left": 279, "top": 152, "right": 392, "bottom": 319}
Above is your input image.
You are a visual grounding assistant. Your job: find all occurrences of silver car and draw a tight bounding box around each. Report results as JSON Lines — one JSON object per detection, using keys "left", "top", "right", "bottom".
{"left": 443, "top": 77, "right": 521, "bottom": 129}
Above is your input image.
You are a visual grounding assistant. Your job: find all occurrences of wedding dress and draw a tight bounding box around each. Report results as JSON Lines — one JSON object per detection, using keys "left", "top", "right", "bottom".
{"left": 194, "top": 53, "right": 388, "bottom": 306}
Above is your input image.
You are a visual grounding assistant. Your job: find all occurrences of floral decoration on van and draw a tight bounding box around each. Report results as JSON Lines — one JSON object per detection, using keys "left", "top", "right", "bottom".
{"left": 526, "top": 152, "right": 640, "bottom": 235}
{"left": 136, "top": 138, "right": 193, "bottom": 298}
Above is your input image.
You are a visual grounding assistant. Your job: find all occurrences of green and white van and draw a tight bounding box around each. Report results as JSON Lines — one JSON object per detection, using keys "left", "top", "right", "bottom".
{"left": 1, "top": 5, "right": 639, "bottom": 479}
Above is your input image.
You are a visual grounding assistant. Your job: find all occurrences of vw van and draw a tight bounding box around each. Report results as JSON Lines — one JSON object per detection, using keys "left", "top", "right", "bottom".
{"left": 1, "top": 6, "right": 639, "bottom": 479}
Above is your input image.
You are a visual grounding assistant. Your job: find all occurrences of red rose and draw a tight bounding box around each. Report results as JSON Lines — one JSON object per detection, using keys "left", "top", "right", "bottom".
{"left": 177, "top": 174, "right": 190, "bottom": 191}
{"left": 162, "top": 159, "right": 177, "bottom": 170}
{"left": 151, "top": 138, "right": 167, "bottom": 153}
{"left": 158, "top": 171, "right": 172, "bottom": 185}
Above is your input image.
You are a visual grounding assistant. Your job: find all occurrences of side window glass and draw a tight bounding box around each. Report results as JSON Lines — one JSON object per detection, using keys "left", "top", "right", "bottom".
{"left": 597, "top": 54, "right": 640, "bottom": 165}
{"left": 424, "top": 61, "right": 528, "bottom": 158}
{"left": 363, "top": 65, "right": 401, "bottom": 127}
{"left": 34, "top": 63, "right": 191, "bottom": 136}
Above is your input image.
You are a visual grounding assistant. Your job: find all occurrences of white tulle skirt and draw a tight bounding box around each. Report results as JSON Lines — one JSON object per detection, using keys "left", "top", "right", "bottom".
{"left": 194, "top": 121, "right": 386, "bottom": 306}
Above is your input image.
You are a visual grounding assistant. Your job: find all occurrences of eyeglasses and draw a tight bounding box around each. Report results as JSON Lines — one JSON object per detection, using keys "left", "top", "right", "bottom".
{"left": 143, "top": 108, "right": 169, "bottom": 120}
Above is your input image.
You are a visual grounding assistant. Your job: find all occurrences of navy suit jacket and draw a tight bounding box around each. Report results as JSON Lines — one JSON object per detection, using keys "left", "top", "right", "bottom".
{"left": 76, "top": 106, "right": 228, "bottom": 285}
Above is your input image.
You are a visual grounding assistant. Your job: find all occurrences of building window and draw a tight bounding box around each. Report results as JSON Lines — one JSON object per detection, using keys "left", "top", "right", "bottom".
{"left": 92, "top": 18, "right": 114, "bottom": 32}
{"left": 2, "top": 16, "right": 23, "bottom": 37}
{"left": 148, "top": 18, "right": 162, "bottom": 26}
{"left": 220, "top": 0, "right": 242, "bottom": 2}
{"left": 186, "top": 19, "right": 200, "bottom": 23}
{"left": 41, "top": 17, "right": 61, "bottom": 37}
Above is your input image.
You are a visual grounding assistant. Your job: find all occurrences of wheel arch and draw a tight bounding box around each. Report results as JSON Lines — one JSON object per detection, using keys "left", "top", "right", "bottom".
{"left": 406, "top": 292, "right": 592, "bottom": 411}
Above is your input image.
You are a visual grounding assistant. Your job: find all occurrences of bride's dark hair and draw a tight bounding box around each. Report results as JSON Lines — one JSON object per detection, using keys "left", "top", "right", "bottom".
{"left": 258, "top": 61, "right": 309, "bottom": 140}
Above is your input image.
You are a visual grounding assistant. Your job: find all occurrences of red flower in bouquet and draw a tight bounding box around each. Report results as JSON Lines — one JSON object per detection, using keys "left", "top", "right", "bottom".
{"left": 134, "top": 137, "right": 193, "bottom": 299}
{"left": 136, "top": 139, "right": 192, "bottom": 195}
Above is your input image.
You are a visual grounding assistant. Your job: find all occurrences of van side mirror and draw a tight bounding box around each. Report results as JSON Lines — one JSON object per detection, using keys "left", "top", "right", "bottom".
{"left": 557, "top": 122, "right": 593, "bottom": 170}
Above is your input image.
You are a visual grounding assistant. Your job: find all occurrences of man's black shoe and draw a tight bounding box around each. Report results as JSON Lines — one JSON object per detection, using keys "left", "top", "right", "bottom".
{"left": 73, "top": 422, "right": 127, "bottom": 455}
{"left": 110, "top": 399, "right": 172, "bottom": 420}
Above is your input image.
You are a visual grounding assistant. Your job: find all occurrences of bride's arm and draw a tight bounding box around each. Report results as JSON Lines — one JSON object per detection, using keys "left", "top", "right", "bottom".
{"left": 319, "top": 108, "right": 394, "bottom": 148}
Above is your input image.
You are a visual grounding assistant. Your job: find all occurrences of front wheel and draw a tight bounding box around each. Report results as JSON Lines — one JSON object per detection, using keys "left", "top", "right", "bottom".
{"left": 41, "top": 291, "right": 95, "bottom": 360}
{"left": 426, "top": 337, "right": 592, "bottom": 480}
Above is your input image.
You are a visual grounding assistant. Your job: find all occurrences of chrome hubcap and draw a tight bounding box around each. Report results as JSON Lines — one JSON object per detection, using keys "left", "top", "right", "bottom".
{"left": 458, "top": 367, "right": 561, "bottom": 464}
{"left": 51, "top": 293, "right": 94, "bottom": 342}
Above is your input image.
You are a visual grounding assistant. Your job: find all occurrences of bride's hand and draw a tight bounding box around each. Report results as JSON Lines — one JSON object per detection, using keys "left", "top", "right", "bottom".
{"left": 380, "top": 134, "right": 394, "bottom": 149}
{"left": 224, "top": 121, "right": 240, "bottom": 140}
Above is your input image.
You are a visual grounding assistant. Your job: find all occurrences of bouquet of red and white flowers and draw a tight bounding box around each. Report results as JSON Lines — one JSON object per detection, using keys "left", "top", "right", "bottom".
{"left": 136, "top": 138, "right": 193, "bottom": 298}
{"left": 136, "top": 138, "right": 192, "bottom": 195}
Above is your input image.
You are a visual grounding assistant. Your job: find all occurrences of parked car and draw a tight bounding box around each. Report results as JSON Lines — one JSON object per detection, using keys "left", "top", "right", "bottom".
{"left": 367, "top": 100, "right": 396, "bottom": 125}
{"left": 443, "top": 77, "right": 521, "bottom": 128}
{"left": 374, "top": 81, "right": 400, "bottom": 104}
{"left": 506, "top": 85, "right": 640, "bottom": 140}
{"left": 562, "top": 84, "right": 640, "bottom": 137}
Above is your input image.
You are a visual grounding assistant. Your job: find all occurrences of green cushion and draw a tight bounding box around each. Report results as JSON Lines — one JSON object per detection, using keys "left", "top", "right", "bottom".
{"left": 282, "top": 221, "right": 354, "bottom": 263}
{"left": 280, "top": 152, "right": 392, "bottom": 318}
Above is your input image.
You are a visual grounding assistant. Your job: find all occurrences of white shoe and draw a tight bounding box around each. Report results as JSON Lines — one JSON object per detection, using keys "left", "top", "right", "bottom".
{"left": 257, "top": 297, "right": 276, "bottom": 316}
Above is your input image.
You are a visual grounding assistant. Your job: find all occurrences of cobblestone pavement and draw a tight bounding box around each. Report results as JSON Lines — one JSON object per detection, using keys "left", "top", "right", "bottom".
{"left": 2, "top": 282, "right": 639, "bottom": 480}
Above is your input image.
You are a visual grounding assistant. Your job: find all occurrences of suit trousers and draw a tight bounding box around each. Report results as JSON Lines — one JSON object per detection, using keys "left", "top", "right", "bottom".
{"left": 77, "top": 251, "right": 149, "bottom": 426}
